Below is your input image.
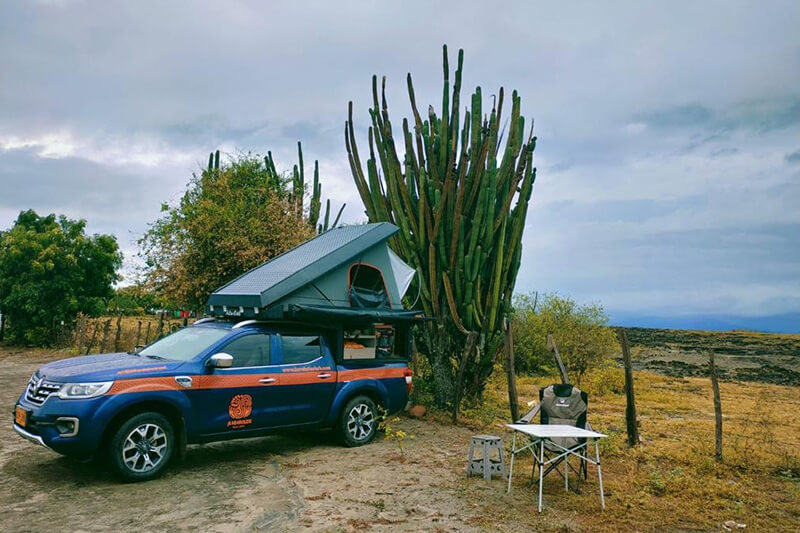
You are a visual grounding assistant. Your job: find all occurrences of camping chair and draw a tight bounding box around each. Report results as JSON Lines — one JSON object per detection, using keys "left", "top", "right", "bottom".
{"left": 516, "top": 383, "right": 590, "bottom": 490}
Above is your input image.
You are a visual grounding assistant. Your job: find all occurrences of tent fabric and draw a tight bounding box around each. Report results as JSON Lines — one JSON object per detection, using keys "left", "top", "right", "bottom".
{"left": 349, "top": 286, "right": 389, "bottom": 309}
{"left": 388, "top": 247, "right": 416, "bottom": 298}
{"left": 207, "top": 223, "right": 399, "bottom": 310}
{"left": 287, "top": 304, "right": 429, "bottom": 325}
{"left": 206, "top": 222, "right": 428, "bottom": 323}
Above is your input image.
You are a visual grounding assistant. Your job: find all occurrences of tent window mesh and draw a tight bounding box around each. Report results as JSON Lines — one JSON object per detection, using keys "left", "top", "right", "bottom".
{"left": 349, "top": 264, "right": 390, "bottom": 308}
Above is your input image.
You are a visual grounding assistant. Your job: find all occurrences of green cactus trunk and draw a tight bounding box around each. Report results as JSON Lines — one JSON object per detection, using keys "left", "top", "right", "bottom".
{"left": 346, "top": 45, "right": 537, "bottom": 414}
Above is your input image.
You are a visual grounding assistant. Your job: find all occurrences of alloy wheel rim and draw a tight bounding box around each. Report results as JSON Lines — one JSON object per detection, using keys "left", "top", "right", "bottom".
{"left": 122, "top": 423, "right": 167, "bottom": 473}
{"left": 347, "top": 403, "right": 374, "bottom": 441}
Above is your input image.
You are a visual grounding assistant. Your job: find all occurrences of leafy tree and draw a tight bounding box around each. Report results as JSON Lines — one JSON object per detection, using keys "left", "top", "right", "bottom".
{"left": 0, "top": 210, "right": 121, "bottom": 345}
{"left": 512, "top": 293, "right": 618, "bottom": 384}
{"left": 139, "top": 151, "right": 327, "bottom": 312}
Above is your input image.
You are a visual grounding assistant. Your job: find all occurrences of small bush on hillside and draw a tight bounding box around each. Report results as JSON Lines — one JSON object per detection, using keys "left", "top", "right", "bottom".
{"left": 584, "top": 365, "right": 626, "bottom": 396}
{"left": 512, "top": 293, "right": 619, "bottom": 384}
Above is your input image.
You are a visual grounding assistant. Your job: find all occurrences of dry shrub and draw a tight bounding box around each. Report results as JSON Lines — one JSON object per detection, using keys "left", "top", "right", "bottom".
{"left": 583, "top": 365, "right": 626, "bottom": 396}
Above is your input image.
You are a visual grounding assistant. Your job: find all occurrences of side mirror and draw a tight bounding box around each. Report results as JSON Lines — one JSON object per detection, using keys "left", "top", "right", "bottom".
{"left": 206, "top": 353, "right": 233, "bottom": 369}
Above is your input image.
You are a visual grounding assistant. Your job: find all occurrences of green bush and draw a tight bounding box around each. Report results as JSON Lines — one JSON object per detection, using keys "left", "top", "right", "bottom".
{"left": 0, "top": 210, "right": 121, "bottom": 345}
{"left": 584, "top": 364, "right": 626, "bottom": 396}
{"left": 512, "top": 293, "right": 619, "bottom": 384}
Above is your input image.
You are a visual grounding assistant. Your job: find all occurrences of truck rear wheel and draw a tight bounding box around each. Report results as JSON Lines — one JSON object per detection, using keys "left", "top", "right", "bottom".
{"left": 108, "top": 412, "right": 174, "bottom": 482}
{"left": 339, "top": 395, "right": 377, "bottom": 447}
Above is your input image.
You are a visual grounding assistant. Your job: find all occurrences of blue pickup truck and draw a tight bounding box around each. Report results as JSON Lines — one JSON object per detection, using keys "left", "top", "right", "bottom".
{"left": 12, "top": 319, "right": 412, "bottom": 481}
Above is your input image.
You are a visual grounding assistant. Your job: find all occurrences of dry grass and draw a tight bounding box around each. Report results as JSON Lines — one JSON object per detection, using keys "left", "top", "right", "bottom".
{"left": 441, "top": 367, "right": 800, "bottom": 531}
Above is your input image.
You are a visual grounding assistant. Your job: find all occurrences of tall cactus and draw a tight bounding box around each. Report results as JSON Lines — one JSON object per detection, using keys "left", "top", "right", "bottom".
{"left": 206, "top": 143, "right": 344, "bottom": 234}
{"left": 345, "top": 45, "right": 537, "bottom": 411}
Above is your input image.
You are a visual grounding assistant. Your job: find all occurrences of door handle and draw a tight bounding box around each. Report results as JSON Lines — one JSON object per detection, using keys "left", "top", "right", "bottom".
{"left": 258, "top": 377, "right": 276, "bottom": 384}
{"left": 316, "top": 373, "right": 332, "bottom": 379}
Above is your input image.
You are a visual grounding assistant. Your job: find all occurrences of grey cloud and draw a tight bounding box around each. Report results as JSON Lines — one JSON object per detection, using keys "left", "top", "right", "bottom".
{"left": 636, "top": 104, "right": 715, "bottom": 129}
{"left": 786, "top": 149, "right": 800, "bottom": 164}
{"left": 1, "top": 0, "right": 799, "bottom": 326}
{"left": 636, "top": 97, "right": 800, "bottom": 135}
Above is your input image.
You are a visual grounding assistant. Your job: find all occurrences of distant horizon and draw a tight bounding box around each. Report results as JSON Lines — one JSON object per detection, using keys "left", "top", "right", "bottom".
{"left": 609, "top": 311, "right": 800, "bottom": 334}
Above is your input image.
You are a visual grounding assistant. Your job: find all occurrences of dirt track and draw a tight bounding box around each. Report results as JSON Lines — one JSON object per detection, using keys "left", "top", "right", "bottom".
{"left": 0, "top": 350, "right": 530, "bottom": 532}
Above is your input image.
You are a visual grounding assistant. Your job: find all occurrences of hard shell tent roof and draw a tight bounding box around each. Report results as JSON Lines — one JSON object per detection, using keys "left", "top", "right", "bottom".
{"left": 206, "top": 222, "right": 419, "bottom": 321}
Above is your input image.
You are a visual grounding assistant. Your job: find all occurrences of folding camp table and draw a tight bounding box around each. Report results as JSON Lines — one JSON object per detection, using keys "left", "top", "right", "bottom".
{"left": 506, "top": 424, "right": 607, "bottom": 512}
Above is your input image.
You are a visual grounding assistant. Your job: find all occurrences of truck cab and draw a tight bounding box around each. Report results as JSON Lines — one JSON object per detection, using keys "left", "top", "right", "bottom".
{"left": 13, "top": 318, "right": 413, "bottom": 481}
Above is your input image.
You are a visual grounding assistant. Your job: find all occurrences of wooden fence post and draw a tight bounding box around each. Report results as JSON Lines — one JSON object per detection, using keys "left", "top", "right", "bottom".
{"left": 135, "top": 321, "right": 142, "bottom": 347}
{"left": 114, "top": 314, "right": 123, "bottom": 352}
{"left": 73, "top": 313, "right": 84, "bottom": 351}
{"left": 100, "top": 318, "right": 112, "bottom": 353}
{"left": 86, "top": 320, "right": 100, "bottom": 355}
{"left": 618, "top": 328, "right": 640, "bottom": 447}
{"left": 504, "top": 318, "right": 520, "bottom": 422}
{"left": 157, "top": 312, "right": 165, "bottom": 339}
{"left": 547, "top": 334, "right": 570, "bottom": 384}
{"left": 144, "top": 322, "right": 151, "bottom": 344}
{"left": 709, "top": 351, "right": 723, "bottom": 462}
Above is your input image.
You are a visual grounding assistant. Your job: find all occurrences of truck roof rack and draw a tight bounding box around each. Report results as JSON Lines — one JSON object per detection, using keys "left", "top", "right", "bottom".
{"left": 192, "top": 317, "right": 217, "bottom": 326}
{"left": 232, "top": 319, "right": 261, "bottom": 330}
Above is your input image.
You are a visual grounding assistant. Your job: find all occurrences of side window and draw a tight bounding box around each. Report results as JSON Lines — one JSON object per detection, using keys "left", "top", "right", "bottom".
{"left": 281, "top": 334, "right": 322, "bottom": 365}
{"left": 222, "top": 333, "right": 271, "bottom": 368}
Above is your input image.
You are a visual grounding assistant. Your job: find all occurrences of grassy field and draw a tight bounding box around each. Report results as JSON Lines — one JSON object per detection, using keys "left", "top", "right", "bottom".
{"left": 448, "top": 365, "right": 800, "bottom": 531}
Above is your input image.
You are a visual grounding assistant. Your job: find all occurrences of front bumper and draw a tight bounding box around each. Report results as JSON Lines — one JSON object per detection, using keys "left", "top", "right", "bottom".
{"left": 13, "top": 393, "right": 107, "bottom": 460}
{"left": 13, "top": 423, "right": 48, "bottom": 448}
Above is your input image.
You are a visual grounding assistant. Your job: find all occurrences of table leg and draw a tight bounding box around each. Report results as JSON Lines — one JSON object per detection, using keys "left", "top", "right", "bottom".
{"left": 565, "top": 454, "right": 569, "bottom": 492}
{"left": 467, "top": 439, "right": 475, "bottom": 477}
{"left": 483, "top": 441, "right": 490, "bottom": 481}
{"left": 595, "top": 439, "right": 605, "bottom": 510}
{"left": 507, "top": 432, "right": 516, "bottom": 493}
{"left": 538, "top": 439, "right": 545, "bottom": 513}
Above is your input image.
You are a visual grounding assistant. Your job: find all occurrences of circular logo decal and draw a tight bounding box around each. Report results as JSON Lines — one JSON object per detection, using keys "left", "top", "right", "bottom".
{"left": 228, "top": 394, "right": 253, "bottom": 419}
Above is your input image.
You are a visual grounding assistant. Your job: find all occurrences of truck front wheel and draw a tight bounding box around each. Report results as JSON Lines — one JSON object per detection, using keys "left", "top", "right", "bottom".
{"left": 338, "top": 395, "right": 377, "bottom": 447}
{"left": 108, "top": 412, "right": 174, "bottom": 482}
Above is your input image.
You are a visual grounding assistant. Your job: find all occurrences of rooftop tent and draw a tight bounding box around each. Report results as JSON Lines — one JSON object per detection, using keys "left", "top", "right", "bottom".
{"left": 206, "top": 223, "right": 421, "bottom": 321}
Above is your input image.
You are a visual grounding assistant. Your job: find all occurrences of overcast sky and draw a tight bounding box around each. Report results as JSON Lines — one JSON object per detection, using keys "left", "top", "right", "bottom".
{"left": 1, "top": 1, "right": 798, "bottom": 330}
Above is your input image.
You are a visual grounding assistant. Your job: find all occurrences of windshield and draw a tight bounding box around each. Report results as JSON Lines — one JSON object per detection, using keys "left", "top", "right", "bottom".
{"left": 138, "top": 327, "right": 229, "bottom": 362}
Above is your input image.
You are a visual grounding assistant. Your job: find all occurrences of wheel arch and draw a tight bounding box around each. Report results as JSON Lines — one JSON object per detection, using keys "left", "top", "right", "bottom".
{"left": 328, "top": 380, "right": 388, "bottom": 426}
{"left": 100, "top": 399, "right": 187, "bottom": 461}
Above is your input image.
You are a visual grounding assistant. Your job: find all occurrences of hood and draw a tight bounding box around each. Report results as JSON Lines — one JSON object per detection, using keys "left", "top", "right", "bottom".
{"left": 38, "top": 353, "right": 187, "bottom": 382}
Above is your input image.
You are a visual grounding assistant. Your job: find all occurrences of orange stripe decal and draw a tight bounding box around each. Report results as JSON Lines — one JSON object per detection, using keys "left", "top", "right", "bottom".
{"left": 106, "top": 366, "right": 406, "bottom": 394}
{"left": 338, "top": 367, "right": 406, "bottom": 381}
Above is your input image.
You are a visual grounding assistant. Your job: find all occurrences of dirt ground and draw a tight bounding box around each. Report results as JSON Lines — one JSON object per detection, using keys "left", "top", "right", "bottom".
{"left": 2, "top": 348, "right": 799, "bottom": 532}
{"left": 0, "top": 349, "right": 574, "bottom": 533}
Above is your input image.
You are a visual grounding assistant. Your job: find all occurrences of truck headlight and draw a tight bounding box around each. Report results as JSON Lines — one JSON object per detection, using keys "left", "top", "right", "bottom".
{"left": 57, "top": 381, "right": 113, "bottom": 399}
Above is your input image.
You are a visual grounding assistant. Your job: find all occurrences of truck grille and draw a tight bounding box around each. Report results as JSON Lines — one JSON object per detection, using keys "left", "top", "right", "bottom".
{"left": 25, "top": 374, "right": 62, "bottom": 405}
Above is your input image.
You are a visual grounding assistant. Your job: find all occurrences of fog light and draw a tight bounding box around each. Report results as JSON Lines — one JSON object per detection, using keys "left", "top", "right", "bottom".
{"left": 55, "top": 417, "right": 79, "bottom": 437}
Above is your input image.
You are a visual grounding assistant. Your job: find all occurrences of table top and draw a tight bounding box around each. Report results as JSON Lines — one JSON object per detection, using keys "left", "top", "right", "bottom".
{"left": 506, "top": 424, "right": 606, "bottom": 439}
